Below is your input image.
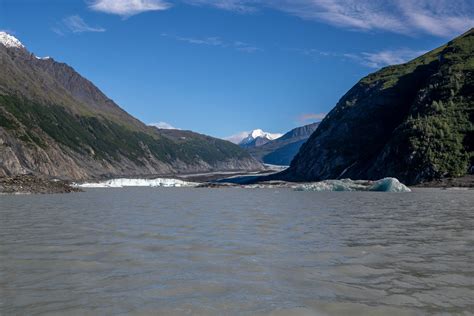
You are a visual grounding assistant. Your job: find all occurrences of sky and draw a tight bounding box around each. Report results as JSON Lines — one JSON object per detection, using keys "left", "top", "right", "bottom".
{"left": 1, "top": 0, "right": 473, "bottom": 141}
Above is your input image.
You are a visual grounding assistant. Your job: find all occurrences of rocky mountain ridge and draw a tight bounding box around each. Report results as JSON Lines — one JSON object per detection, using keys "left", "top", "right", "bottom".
{"left": 239, "top": 129, "right": 283, "bottom": 148}
{"left": 0, "top": 32, "right": 262, "bottom": 180}
{"left": 246, "top": 122, "right": 320, "bottom": 165}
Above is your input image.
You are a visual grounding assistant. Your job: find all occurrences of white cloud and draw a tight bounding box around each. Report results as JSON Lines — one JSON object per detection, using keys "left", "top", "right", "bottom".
{"left": 149, "top": 122, "right": 179, "bottom": 130}
{"left": 82, "top": 1, "right": 472, "bottom": 37}
{"left": 223, "top": 131, "right": 251, "bottom": 144}
{"left": 397, "top": 0, "right": 474, "bottom": 37}
{"left": 62, "top": 15, "right": 105, "bottom": 33}
{"left": 89, "top": 0, "right": 171, "bottom": 17}
{"left": 161, "top": 33, "right": 261, "bottom": 53}
{"left": 296, "top": 47, "right": 427, "bottom": 69}
{"left": 344, "top": 49, "right": 427, "bottom": 68}
{"left": 185, "top": 0, "right": 474, "bottom": 38}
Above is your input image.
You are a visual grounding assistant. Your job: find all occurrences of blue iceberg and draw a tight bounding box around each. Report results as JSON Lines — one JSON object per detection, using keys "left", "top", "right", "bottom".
{"left": 295, "top": 178, "right": 411, "bottom": 192}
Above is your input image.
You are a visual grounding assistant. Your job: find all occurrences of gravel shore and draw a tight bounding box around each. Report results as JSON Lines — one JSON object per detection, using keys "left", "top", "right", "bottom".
{"left": 414, "top": 175, "right": 474, "bottom": 188}
{"left": 0, "top": 175, "right": 81, "bottom": 194}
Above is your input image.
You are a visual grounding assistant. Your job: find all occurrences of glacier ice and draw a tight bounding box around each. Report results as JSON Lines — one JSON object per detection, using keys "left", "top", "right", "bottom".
{"left": 76, "top": 178, "right": 198, "bottom": 188}
{"left": 294, "top": 178, "right": 411, "bottom": 192}
{"left": 367, "top": 178, "right": 411, "bottom": 192}
{"left": 75, "top": 177, "right": 411, "bottom": 192}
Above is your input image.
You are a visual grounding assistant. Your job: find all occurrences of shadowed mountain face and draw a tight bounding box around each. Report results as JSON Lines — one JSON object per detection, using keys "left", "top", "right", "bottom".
{"left": 246, "top": 123, "right": 319, "bottom": 166}
{"left": 280, "top": 29, "right": 473, "bottom": 185}
{"left": 0, "top": 33, "right": 262, "bottom": 180}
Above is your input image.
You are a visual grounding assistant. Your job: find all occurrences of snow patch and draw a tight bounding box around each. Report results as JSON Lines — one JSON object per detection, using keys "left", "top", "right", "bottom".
{"left": 0, "top": 32, "right": 25, "bottom": 49}
{"left": 149, "top": 122, "right": 179, "bottom": 130}
{"left": 239, "top": 129, "right": 283, "bottom": 145}
{"left": 75, "top": 178, "right": 198, "bottom": 188}
{"left": 295, "top": 178, "right": 411, "bottom": 192}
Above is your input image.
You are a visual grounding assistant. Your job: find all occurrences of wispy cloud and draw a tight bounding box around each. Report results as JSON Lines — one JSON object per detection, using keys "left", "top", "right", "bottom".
{"left": 289, "top": 48, "right": 338, "bottom": 58}
{"left": 295, "top": 47, "right": 426, "bottom": 68}
{"left": 81, "top": 1, "right": 472, "bottom": 37}
{"left": 185, "top": 0, "right": 474, "bottom": 38}
{"left": 345, "top": 49, "right": 427, "bottom": 68}
{"left": 51, "top": 27, "right": 65, "bottom": 36}
{"left": 62, "top": 15, "right": 106, "bottom": 33}
{"left": 89, "top": 0, "right": 171, "bottom": 17}
{"left": 185, "top": 0, "right": 258, "bottom": 13}
{"left": 396, "top": 0, "right": 474, "bottom": 37}
{"left": 224, "top": 131, "right": 251, "bottom": 144}
{"left": 233, "top": 41, "right": 261, "bottom": 53}
{"left": 298, "top": 113, "right": 327, "bottom": 124}
{"left": 175, "top": 36, "right": 224, "bottom": 46}
{"left": 161, "top": 33, "right": 261, "bottom": 53}
{"left": 149, "top": 121, "right": 179, "bottom": 130}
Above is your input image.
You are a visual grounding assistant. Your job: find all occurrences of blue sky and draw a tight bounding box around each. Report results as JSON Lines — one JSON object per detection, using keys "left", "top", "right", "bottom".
{"left": 1, "top": 0, "right": 473, "bottom": 141}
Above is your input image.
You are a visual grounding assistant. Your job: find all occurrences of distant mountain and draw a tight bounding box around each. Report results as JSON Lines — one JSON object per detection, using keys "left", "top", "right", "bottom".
{"left": 278, "top": 29, "right": 474, "bottom": 185}
{"left": 239, "top": 129, "right": 283, "bottom": 148}
{"left": 0, "top": 32, "right": 262, "bottom": 180}
{"left": 247, "top": 123, "right": 319, "bottom": 166}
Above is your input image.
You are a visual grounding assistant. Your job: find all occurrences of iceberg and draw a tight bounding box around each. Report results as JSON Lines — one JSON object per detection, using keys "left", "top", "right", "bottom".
{"left": 368, "top": 178, "right": 411, "bottom": 192}
{"left": 295, "top": 178, "right": 411, "bottom": 192}
{"left": 75, "top": 178, "right": 198, "bottom": 188}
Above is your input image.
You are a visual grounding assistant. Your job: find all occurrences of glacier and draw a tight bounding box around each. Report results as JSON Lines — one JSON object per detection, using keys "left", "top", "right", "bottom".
{"left": 294, "top": 178, "right": 411, "bottom": 192}
{"left": 76, "top": 177, "right": 411, "bottom": 192}
{"left": 75, "top": 178, "right": 198, "bottom": 188}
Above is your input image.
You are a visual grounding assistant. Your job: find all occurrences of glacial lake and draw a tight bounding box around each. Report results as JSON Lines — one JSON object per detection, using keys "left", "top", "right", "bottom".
{"left": 0, "top": 188, "right": 473, "bottom": 315}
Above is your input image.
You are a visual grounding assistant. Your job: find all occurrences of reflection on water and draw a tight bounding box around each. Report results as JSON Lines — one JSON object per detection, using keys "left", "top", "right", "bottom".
{"left": 0, "top": 188, "right": 473, "bottom": 315}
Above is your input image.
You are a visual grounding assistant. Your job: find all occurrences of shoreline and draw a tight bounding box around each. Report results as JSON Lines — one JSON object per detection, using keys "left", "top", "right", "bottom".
{"left": 413, "top": 175, "right": 474, "bottom": 189}
{"left": 1, "top": 173, "right": 473, "bottom": 195}
{"left": 0, "top": 175, "right": 81, "bottom": 194}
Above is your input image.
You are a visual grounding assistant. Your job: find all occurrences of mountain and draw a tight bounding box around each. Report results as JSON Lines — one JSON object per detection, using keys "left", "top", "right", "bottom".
{"left": 239, "top": 129, "right": 283, "bottom": 148}
{"left": 0, "top": 32, "right": 262, "bottom": 180}
{"left": 279, "top": 29, "right": 473, "bottom": 185}
{"left": 246, "top": 122, "right": 319, "bottom": 165}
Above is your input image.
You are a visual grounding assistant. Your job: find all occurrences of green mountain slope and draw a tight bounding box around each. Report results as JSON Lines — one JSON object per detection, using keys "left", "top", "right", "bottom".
{"left": 280, "top": 29, "right": 473, "bottom": 185}
{"left": 0, "top": 33, "right": 261, "bottom": 179}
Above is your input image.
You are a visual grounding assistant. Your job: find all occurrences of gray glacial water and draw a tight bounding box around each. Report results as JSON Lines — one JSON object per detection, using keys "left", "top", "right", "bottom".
{"left": 0, "top": 188, "right": 473, "bottom": 315}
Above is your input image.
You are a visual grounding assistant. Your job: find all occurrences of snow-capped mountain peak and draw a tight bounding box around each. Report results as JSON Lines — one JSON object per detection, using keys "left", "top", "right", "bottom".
{"left": 249, "top": 129, "right": 266, "bottom": 139}
{"left": 239, "top": 129, "right": 283, "bottom": 147}
{"left": 0, "top": 32, "right": 25, "bottom": 49}
{"left": 248, "top": 129, "right": 282, "bottom": 141}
